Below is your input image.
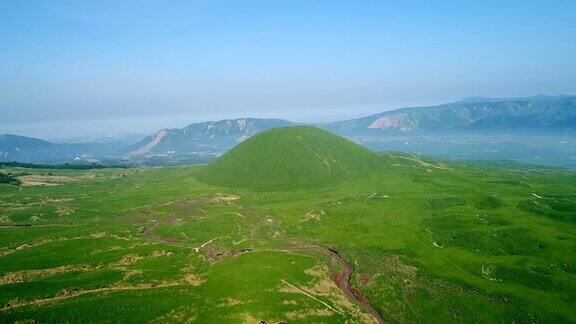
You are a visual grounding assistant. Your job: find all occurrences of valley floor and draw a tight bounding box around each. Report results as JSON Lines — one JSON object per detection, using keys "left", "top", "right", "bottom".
{"left": 0, "top": 155, "right": 575, "bottom": 323}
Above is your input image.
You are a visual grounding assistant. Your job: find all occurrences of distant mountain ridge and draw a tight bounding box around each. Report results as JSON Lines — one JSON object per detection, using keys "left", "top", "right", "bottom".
{"left": 128, "top": 95, "right": 576, "bottom": 158}
{"left": 2, "top": 95, "right": 575, "bottom": 165}
{"left": 127, "top": 118, "right": 293, "bottom": 155}
{"left": 0, "top": 134, "right": 116, "bottom": 164}
{"left": 323, "top": 95, "right": 576, "bottom": 134}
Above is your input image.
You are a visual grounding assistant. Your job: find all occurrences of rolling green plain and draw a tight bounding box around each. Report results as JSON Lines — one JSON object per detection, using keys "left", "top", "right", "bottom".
{"left": 0, "top": 127, "right": 575, "bottom": 323}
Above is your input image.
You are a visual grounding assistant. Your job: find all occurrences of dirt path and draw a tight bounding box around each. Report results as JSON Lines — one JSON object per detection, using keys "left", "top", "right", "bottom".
{"left": 281, "top": 279, "right": 346, "bottom": 316}
{"left": 274, "top": 243, "right": 385, "bottom": 323}
{"left": 194, "top": 236, "right": 224, "bottom": 252}
{"left": 325, "top": 247, "right": 386, "bottom": 324}
{"left": 141, "top": 221, "right": 178, "bottom": 244}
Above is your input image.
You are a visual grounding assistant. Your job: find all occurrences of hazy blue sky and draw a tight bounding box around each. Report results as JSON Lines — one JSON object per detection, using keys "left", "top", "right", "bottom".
{"left": 1, "top": 0, "right": 575, "bottom": 139}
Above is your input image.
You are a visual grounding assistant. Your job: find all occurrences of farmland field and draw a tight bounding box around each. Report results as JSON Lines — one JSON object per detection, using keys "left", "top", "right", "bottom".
{"left": 1, "top": 152, "right": 575, "bottom": 323}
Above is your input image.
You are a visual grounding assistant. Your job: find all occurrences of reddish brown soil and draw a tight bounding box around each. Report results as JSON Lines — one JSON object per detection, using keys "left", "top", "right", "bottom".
{"left": 325, "top": 248, "right": 386, "bottom": 324}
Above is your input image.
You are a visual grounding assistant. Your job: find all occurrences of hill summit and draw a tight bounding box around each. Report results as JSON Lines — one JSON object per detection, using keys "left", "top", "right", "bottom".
{"left": 196, "top": 126, "right": 381, "bottom": 190}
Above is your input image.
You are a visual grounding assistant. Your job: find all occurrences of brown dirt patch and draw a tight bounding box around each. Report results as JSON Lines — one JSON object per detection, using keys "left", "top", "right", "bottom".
{"left": 152, "top": 250, "right": 174, "bottom": 257}
{"left": 326, "top": 248, "right": 384, "bottom": 323}
{"left": 182, "top": 274, "right": 204, "bottom": 286}
{"left": 211, "top": 193, "right": 240, "bottom": 203}
{"left": 0, "top": 264, "right": 95, "bottom": 284}
{"left": 114, "top": 254, "right": 142, "bottom": 266}
{"left": 285, "top": 308, "right": 333, "bottom": 320}
{"left": 141, "top": 222, "right": 179, "bottom": 244}
{"left": 217, "top": 298, "right": 245, "bottom": 307}
{"left": 19, "top": 174, "right": 94, "bottom": 186}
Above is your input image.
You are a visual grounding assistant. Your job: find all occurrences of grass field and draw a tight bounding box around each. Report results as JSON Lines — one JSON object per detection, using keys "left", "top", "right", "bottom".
{"left": 0, "top": 152, "right": 575, "bottom": 322}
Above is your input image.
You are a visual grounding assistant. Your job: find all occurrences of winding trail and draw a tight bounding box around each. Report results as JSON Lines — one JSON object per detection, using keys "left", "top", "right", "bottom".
{"left": 295, "top": 244, "right": 385, "bottom": 323}
{"left": 281, "top": 279, "right": 345, "bottom": 316}
{"left": 324, "top": 247, "right": 386, "bottom": 324}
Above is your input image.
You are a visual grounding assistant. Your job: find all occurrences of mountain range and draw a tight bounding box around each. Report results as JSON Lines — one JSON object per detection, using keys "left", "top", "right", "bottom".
{"left": 1, "top": 95, "right": 575, "bottom": 166}
{"left": 126, "top": 118, "right": 293, "bottom": 156}
{"left": 324, "top": 95, "right": 576, "bottom": 134}
{"left": 131, "top": 95, "right": 576, "bottom": 155}
{"left": 0, "top": 134, "right": 124, "bottom": 164}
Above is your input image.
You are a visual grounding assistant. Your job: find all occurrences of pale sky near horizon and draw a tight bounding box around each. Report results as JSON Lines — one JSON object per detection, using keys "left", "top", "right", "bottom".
{"left": 1, "top": 0, "right": 575, "bottom": 139}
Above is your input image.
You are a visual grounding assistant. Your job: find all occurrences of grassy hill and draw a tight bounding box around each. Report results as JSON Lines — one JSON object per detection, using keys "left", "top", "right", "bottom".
{"left": 197, "top": 126, "right": 382, "bottom": 190}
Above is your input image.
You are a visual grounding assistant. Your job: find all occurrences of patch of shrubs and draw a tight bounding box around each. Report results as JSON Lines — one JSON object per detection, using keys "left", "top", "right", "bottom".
{"left": 0, "top": 172, "right": 21, "bottom": 186}
{"left": 433, "top": 227, "right": 546, "bottom": 256}
{"left": 475, "top": 195, "right": 503, "bottom": 210}
{"left": 518, "top": 198, "right": 576, "bottom": 223}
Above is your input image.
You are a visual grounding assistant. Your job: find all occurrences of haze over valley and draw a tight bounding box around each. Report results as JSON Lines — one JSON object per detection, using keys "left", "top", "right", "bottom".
{"left": 2, "top": 95, "right": 575, "bottom": 168}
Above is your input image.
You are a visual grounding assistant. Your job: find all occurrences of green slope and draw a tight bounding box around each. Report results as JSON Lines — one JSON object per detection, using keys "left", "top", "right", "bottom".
{"left": 196, "top": 126, "right": 382, "bottom": 190}
{"left": 0, "top": 155, "right": 575, "bottom": 322}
